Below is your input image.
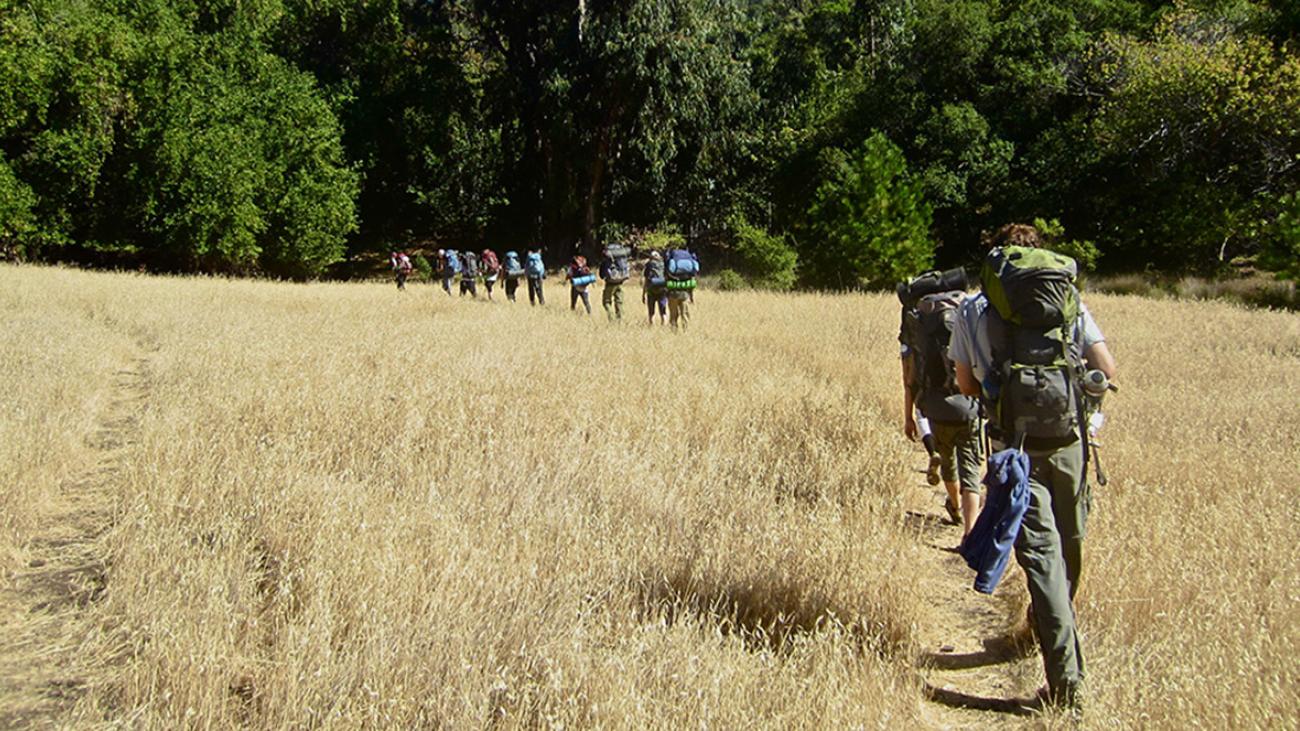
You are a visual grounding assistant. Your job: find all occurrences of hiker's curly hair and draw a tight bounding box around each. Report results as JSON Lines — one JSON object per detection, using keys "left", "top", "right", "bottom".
{"left": 983, "top": 223, "right": 1043, "bottom": 249}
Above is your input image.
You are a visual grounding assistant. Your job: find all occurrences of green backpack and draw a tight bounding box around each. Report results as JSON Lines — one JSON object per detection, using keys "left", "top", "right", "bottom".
{"left": 981, "top": 246, "right": 1085, "bottom": 445}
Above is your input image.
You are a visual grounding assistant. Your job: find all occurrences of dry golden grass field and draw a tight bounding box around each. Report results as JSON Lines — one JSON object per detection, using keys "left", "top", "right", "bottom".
{"left": 1, "top": 264, "right": 1297, "bottom": 729}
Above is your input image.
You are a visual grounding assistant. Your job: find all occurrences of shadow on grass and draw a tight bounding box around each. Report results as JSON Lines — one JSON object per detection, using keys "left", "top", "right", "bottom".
{"left": 635, "top": 570, "right": 906, "bottom": 658}
{"left": 923, "top": 683, "right": 1038, "bottom": 716}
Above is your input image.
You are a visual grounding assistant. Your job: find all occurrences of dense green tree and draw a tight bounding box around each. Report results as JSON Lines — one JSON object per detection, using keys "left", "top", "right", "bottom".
{"left": 801, "top": 133, "right": 934, "bottom": 288}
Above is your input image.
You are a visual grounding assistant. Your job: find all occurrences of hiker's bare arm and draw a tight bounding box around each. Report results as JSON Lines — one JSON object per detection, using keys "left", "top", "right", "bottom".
{"left": 955, "top": 361, "right": 980, "bottom": 398}
{"left": 1085, "top": 341, "right": 1117, "bottom": 381}
{"left": 901, "top": 356, "right": 917, "bottom": 440}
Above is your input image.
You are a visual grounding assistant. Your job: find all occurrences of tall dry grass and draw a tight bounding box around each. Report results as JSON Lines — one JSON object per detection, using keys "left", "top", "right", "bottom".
{"left": 1, "top": 264, "right": 1296, "bottom": 728}
{"left": 0, "top": 272, "right": 136, "bottom": 573}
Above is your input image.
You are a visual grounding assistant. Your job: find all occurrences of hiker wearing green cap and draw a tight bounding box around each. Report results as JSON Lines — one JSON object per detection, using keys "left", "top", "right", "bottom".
{"left": 949, "top": 223, "right": 1117, "bottom": 713}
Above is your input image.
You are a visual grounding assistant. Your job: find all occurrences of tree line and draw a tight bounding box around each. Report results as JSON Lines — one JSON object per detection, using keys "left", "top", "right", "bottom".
{"left": 1, "top": 0, "right": 1297, "bottom": 284}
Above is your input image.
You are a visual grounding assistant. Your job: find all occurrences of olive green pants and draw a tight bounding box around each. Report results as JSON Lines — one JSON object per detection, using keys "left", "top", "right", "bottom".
{"left": 602, "top": 283, "right": 624, "bottom": 320}
{"left": 1016, "top": 438, "right": 1089, "bottom": 706}
{"left": 929, "top": 419, "right": 983, "bottom": 494}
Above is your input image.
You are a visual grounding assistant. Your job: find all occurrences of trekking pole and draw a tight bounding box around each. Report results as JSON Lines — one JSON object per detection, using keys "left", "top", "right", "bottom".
{"left": 1090, "top": 440, "right": 1108, "bottom": 487}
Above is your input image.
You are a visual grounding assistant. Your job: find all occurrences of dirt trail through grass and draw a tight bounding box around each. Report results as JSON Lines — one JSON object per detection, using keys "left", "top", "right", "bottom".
{"left": 0, "top": 339, "right": 152, "bottom": 728}
{"left": 902, "top": 463, "right": 1045, "bottom": 729}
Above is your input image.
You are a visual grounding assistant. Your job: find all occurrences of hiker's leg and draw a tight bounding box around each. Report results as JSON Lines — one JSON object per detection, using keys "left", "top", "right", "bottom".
{"left": 668, "top": 297, "right": 681, "bottom": 328}
{"left": 1014, "top": 447, "right": 1084, "bottom": 707}
{"left": 570, "top": 286, "right": 579, "bottom": 310}
{"left": 603, "top": 285, "right": 616, "bottom": 320}
{"left": 528, "top": 278, "right": 538, "bottom": 305}
{"left": 613, "top": 284, "right": 623, "bottom": 320}
{"left": 1048, "top": 441, "right": 1089, "bottom": 601}
{"left": 932, "top": 422, "right": 960, "bottom": 511}
{"left": 955, "top": 419, "right": 985, "bottom": 537}
{"left": 678, "top": 297, "right": 689, "bottom": 330}
{"left": 658, "top": 296, "right": 667, "bottom": 324}
{"left": 582, "top": 290, "right": 591, "bottom": 314}
{"left": 537, "top": 279, "right": 545, "bottom": 305}
{"left": 646, "top": 295, "right": 655, "bottom": 323}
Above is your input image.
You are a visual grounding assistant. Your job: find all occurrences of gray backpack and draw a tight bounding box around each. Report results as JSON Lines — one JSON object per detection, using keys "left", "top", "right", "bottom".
{"left": 910, "top": 291, "right": 976, "bottom": 423}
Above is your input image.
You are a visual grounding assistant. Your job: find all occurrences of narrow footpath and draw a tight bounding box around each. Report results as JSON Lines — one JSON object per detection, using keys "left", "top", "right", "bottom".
{"left": 0, "top": 347, "right": 151, "bottom": 728}
{"left": 903, "top": 461, "right": 1045, "bottom": 729}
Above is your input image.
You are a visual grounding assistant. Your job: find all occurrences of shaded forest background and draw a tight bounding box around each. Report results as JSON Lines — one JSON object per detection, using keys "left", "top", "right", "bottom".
{"left": 1, "top": 0, "right": 1297, "bottom": 285}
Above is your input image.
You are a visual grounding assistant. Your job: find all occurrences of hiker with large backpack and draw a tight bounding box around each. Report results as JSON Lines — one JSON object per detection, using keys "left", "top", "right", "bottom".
{"left": 642, "top": 251, "right": 668, "bottom": 325}
{"left": 459, "top": 250, "right": 479, "bottom": 298}
{"left": 665, "top": 248, "right": 699, "bottom": 331}
{"left": 390, "top": 251, "right": 413, "bottom": 291}
{"left": 898, "top": 269, "right": 984, "bottom": 538}
{"left": 438, "top": 249, "right": 460, "bottom": 296}
{"left": 565, "top": 254, "right": 594, "bottom": 315}
{"left": 502, "top": 250, "right": 525, "bottom": 302}
{"left": 480, "top": 249, "right": 501, "bottom": 301}
{"left": 599, "top": 243, "right": 631, "bottom": 321}
{"left": 525, "top": 247, "right": 546, "bottom": 306}
{"left": 948, "top": 223, "right": 1117, "bottom": 713}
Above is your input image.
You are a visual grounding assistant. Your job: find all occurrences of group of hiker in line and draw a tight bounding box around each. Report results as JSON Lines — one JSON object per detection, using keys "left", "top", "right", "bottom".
{"left": 388, "top": 244, "right": 701, "bottom": 329}
{"left": 896, "top": 222, "right": 1119, "bottom": 714}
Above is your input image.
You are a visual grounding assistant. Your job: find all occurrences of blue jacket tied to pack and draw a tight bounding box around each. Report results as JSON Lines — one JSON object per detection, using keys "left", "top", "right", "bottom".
{"left": 960, "top": 448, "right": 1031, "bottom": 594}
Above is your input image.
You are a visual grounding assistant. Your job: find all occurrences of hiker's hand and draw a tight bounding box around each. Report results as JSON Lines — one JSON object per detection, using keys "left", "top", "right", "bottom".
{"left": 904, "top": 416, "right": 918, "bottom": 441}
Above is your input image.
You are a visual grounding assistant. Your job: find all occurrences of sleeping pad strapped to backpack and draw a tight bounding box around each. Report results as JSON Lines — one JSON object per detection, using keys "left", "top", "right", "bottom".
{"left": 666, "top": 249, "right": 698, "bottom": 290}
{"left": 980, "top": 245, "right": 1085, "bottom": 446}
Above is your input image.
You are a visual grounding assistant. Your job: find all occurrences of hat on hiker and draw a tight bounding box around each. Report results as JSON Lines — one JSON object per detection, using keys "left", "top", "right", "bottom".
{"left": 649, "top": 251, "right": 662, "bottom": 260}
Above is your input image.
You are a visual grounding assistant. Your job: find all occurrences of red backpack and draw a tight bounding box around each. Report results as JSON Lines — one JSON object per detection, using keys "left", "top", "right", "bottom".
{"left": 480, "top": 249, "right": 500, "bottom": 275}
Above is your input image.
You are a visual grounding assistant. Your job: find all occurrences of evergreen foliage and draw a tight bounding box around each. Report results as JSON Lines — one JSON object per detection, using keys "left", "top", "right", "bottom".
{"left": 0, "top": 0, "right": 1296, "bottom": 281}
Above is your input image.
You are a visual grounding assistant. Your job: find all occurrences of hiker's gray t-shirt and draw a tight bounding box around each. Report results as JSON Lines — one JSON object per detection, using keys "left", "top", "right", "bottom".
{"left": 948, "top": 293, "right": 1105, "bottom": 386}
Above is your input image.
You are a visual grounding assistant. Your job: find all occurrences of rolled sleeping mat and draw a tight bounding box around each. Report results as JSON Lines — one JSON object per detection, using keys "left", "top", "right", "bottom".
{"left": 571, "top": 274, "right": 596, "bottom": 287}
{"left": 666, "top": 278, "right": 696, "bottom": 291}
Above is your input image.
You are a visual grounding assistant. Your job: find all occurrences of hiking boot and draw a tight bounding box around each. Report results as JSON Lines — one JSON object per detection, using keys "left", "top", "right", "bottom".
{"left": 926, "top": 454, "right": 942, "bottom": 486}
{"left": 943, "top": 498, "right": 961, "bottom": 526}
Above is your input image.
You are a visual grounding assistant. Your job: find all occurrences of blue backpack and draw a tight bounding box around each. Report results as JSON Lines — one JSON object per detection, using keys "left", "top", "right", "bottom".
{"left": 444, "top": 249, "right": 462, "bottom": 274}
{"left": 667, "top": 249, "right": 699, "bottom": 280}
{"left": 504, "top": 251, "right": 524, "bottom": 279}
{"left": 526, "top": 252, "right": 545, "bottom": 278}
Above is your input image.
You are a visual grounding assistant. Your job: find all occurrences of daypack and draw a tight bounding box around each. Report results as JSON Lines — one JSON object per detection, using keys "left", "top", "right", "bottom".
{"left": 504, "top": 251, "right": 525, "bottom": 279}
{"left": 910, "top": 291, "right": 974, "bottom": 423}
{"left": 667, "top": 249, "right": 699, "bottom": 280}
{"left": 526, "top": 252, "right": 545, "bottom": 278}
{"left": 460, "top": 251, "right": 478, "bottom": 279}
{"left": 391, "top": 253, "right": 411, "bottom": 272}
{"left": 980, "top": 246, "right": 1085, "bottom": 444}
{"left": 480, "top": 249, "right": 500, "bottom": 277}
{"left": 444, "top": 249, "right": 462, "bottom": 275}
{"left": 644, "top": 259, "right": 667, "bottom": 290}
{"left": 602, "top": 245, "right": 631, "bottom": 284}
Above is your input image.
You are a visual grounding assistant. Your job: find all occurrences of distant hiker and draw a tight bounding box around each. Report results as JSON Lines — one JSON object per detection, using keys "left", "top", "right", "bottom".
{"left": 642, "top": 251, "right": 668, "bottom": 325}
{"left": 439, "top": 249, "right": 461, "bottom": 296}
{"left": 390, "top": 251, "right": 413, "bottom": 291}
{"left": 481, "top": 248, "right": 501, "bottom": 301}
{"left": 949, "top": 223, "right": 1118, "bottom": 712}
{"left": 566, "top": 254, "right": 594, "bottom": 315}
{"left": 502, "top": 250, "right": 525, "bottom": 302}
{"left": 600, "top": 243, "right": 631, "bottom": 321}
{"left": 665, "top": 247, "right": 699, "bottom": 330}
{"left": 898, "top": 269, "right": 983, "bottom": 539}
{"left": 526, "top": 247, "right": 546, "bottom": 306}
{"left": 459, "top": 250, "right": 479, "bottom": 298}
